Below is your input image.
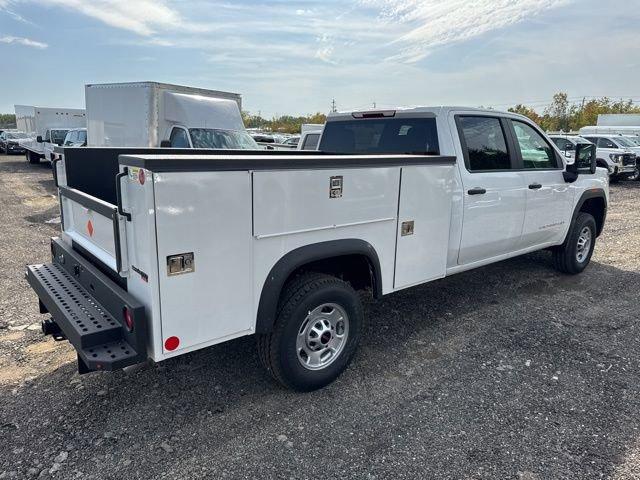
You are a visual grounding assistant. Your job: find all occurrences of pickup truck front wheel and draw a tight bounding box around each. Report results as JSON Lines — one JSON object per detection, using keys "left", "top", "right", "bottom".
{"left": 257, "top": 272, "right": 363, "bottom": 391}
{"left": 553, "top": 212, "right": 596, "bottom": 275}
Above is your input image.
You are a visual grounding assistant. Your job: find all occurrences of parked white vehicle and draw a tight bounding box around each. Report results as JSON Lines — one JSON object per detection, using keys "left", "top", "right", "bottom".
{"left": 580, "top": 125, "right": 640, "bottom": 136}
{"left": 15, "top": 105, "right": 86, "bottom": 163}
{"left": 27, "top": 107, "right": 607, "bottom": 391}
{"left": 549, "top": 135, "right": 594, "bottom": 162}
{"left": 85, "top": 82, "right": 258, "bottom": 149}
{"left": 580, "top": 134, "right": 637, "bottom": 180}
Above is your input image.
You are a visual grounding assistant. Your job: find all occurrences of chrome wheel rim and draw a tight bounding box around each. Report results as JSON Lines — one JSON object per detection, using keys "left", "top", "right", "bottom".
{"left": 576, "top": 226, "right": 592, "bottom": 263}
{"left": 296, "top": 303, "right": 349, "bottom": 371}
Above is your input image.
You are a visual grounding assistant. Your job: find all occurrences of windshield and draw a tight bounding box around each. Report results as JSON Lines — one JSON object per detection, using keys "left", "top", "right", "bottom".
{"left": 7, "top": 132, "right": 28, "bottom": 139}
{"left": 625, "top": 137, "right": 640, "bottom": 146}
{"left": 615, "top": 137, "right": 637, "bottom": 148}
{"left": 319, "top": 117, "right": 440, "bottom": 154}
{"left": 189, "top": 129, "right": 259, "bottom": 150}
{"left": 51, "top": 130, "right": 69, "bottom": 144}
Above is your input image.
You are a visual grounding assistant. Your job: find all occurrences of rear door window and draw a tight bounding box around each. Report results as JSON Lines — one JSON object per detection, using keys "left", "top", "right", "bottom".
{"left": 457, "top": 116, "right": 512, "bottom": 171}
{"left": 319, "top": 117, "right": 439, "bottom": 154}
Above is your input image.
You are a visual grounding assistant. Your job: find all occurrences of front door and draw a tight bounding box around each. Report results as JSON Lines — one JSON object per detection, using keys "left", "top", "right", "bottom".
{"left": 509, "top": 120, "right": 574, "bottom": 248}
{"left": 454, "top": 114, "right": 527, "bottom": 265}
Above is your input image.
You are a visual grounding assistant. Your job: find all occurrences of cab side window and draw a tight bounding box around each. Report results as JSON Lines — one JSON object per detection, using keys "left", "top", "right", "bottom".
{"left": 457, "top": 116, "right": 512, "bottom": 171}
{"left": 170, "top": 127, "right": 190, "bottom": 148}
{"left": 512, "top": 121, "right": 557, "bottom": 169}
{"left": 78, "top": 130, "right": 87, "bottom": 145}
{"left": 598, "top": 138, "right": 617, "bottom": 149}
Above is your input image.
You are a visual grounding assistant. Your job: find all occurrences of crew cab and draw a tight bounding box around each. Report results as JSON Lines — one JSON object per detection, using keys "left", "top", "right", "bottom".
{"left": 26, "top": 107, "right": 607, "bottom": 392}
{"left": 580, "top": 134, "right": 637, "bottom": 181}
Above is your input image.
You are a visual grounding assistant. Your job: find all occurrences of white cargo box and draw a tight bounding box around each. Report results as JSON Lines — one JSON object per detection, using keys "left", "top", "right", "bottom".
{"left": 85, "top": 82, "right": 244, "bottom": 148}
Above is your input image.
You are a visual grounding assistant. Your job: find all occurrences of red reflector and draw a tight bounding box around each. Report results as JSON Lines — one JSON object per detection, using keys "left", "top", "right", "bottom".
{"left": 123, "top": 307, "right": 134, "bottom": 332}
{"left": 165, "top": 336, "right": 180, "bottom": 351}
{"left": 138, "top": 169, "right": 146, "bottom": 185}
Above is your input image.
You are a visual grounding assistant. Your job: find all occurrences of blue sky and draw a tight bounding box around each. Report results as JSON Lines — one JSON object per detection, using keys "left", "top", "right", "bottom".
{"left": 1, "top": 0, "right": 639, "bottom": 117}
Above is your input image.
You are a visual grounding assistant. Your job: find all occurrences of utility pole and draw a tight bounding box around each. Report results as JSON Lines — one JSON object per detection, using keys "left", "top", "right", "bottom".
{"left": 330, "top": 99, "right": 337, "bottom": 113}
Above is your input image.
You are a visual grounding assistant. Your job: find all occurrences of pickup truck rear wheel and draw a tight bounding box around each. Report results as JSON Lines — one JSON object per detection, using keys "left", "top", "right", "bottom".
{"left": 257, "top": 272, "right": 363, "bottom": 391}
{"left": 553, "top": 212, "right": 596, "bottom": 275}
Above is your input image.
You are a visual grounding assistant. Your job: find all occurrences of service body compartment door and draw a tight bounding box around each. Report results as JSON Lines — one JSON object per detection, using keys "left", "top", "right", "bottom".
{"left": 394, "top": 166, "right": 455, "bottom": 289}
{"left": 153, "top": 171, "right": 253, "bottom": 354}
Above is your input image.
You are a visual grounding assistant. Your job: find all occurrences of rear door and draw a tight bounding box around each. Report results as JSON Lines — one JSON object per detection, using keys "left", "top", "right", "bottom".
{"left": 454, "top": 114, "right": 527, "bottom": 265}
{"left": 508, "top": 120, "right": 573, "bottom": 248}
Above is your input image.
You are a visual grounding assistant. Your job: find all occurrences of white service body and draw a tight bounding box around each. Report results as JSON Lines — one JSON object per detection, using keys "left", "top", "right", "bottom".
{"left": 52, "top": 107, "right": 608, "bottom": 366}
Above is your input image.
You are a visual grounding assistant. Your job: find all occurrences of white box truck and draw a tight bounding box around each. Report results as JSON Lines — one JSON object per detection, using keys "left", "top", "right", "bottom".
{"left": 85, "top": 82, "right": 257, "bottom": 150}
{"left": 28, "top": 107, "right": 608, "bottom": 392}
{"left": 15, "top": 105, "right": 86, "bottom": 163}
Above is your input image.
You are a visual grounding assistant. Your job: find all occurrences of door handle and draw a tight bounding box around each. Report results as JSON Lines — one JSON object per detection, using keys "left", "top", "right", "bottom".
{"left": 528, "top": 183, "right": 543, "bottom": 190}
{"left": 467, "top": 188, "right": 487, "bottom": 195}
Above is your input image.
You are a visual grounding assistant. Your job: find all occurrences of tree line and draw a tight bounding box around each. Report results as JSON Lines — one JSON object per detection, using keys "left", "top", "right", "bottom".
{"left": 0, "top": 113, "right": 16, "bottom": 128}
{"left": 242, "top": 112, "right": 327, "bottom": 134}
{"left": 508, "top": 93, "right": 640, "bottom": 132}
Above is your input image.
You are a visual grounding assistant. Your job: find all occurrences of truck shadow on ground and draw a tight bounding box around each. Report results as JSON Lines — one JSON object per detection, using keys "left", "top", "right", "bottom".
{"left": 1, "top": 250, "right": 638, "bottom": 478}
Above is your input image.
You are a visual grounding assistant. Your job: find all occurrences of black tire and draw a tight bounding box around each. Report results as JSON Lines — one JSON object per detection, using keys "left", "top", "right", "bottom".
{"left": 257, "top": 272, "right": 364, "bottom": 392}
{"left": 553, "top": 212, "right": 597, "bottom": 275}
{"left": 28, "top": 151, "right": 40, "bottom": 164}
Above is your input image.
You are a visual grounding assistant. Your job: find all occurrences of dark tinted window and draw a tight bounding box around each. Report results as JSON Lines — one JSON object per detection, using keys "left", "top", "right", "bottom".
{"left": 512, "top": 121, "right": 557, "bottom": 169}
{"left": 458, "top": 116, "right": 511, "bottom": 171}
{"left": 170, "top": 127, "right": 190, "bottom": 148}
{"left": 301, "top": 133, "right": 320, "bottom": 150}
{"left": 598, "top": 137, "right": 617, "bottom": 149}
{"left": 319, "top": 118, "right": 439, "bottom": 154}
{"left": 552, "top": 138, "right": 573, "bottom": 151}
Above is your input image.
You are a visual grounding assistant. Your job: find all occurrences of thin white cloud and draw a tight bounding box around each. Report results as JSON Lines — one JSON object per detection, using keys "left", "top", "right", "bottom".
{"left": 360, "top": 0, "right": 571, "bottom": 62}
{"left": 0, "top": 35, "right": 47, "bottom": 48}
{"left": 34, "top": 0, "right": 208, "bottom": 36}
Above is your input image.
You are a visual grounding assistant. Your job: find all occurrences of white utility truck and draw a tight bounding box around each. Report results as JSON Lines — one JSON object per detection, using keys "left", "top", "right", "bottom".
{"left": 27, "top": 107, "right": 608, "bottom": 392}
{"left": 85, "top": 82, "right": 258, "bottom": 149}
{"left": 15, "top": 105, "right": 86, "bottom": 163}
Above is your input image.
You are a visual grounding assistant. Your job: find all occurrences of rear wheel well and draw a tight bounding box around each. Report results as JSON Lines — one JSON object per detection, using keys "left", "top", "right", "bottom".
{"left": 579, "top": 197, "right": 606, "bottom": 236}
{"left": 287, "top": 254, "right": 377, "bottom": 296}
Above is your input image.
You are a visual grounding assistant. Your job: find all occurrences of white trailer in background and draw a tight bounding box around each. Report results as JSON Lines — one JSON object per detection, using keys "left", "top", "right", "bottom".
{"left": 15, "top": 105, "right": 86, "bottom": 163}
{"left": 85, "top": 82, "right": 256, "bottom": 149}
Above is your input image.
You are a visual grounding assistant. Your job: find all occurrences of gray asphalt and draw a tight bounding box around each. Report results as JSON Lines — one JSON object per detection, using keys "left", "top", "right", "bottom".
{"left": 0, "top": 153, "right": 639, "bottom": 479}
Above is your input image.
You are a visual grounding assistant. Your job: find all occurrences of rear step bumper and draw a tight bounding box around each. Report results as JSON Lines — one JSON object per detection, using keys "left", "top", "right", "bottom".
{"left": 26, "top": 237, "right": 147, "bottom": 373}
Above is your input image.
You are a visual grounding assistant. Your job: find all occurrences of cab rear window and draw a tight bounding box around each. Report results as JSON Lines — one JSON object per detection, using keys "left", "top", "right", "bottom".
{"left": 319, "top": 118, "right": 439, "bottom": 154}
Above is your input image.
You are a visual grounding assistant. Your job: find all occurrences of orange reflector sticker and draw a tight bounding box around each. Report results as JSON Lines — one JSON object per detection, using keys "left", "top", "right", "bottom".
{"left": 87, "top": 220, "right": 94, "bottom": 237}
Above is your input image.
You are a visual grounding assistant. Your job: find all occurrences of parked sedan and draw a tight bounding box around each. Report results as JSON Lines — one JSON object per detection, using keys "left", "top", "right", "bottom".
{"left": 0, "top": 131, "right": 29, "bottom": 154}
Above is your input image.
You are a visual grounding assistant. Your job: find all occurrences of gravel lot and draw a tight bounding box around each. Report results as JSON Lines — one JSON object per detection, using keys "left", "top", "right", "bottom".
{"left": 0, "top": 153, "right": 639, "bottom": 479}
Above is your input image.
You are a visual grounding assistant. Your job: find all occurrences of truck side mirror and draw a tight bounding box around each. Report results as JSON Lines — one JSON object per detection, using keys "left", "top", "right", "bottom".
{"left": 565, "top": 144, "right": 596, "bottom": 182}
{"left": 36, "top": 136, "right": 43, "bottom": 143}
{"left": 160, "top": 140, "right": 171, "bottom": 148}
{"left": 575, "top": 143, "right": 597, "bottom": 174}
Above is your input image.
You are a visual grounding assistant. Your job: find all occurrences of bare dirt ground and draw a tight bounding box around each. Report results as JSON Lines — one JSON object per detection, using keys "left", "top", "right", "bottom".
{"left": 0, "top": 153, "right": 638, "bottom": 479}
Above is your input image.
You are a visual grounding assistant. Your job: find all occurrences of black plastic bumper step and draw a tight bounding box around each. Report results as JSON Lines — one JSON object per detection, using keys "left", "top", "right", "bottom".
{"left": 27, "top": 262, "right": 139, "bottom": 371}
